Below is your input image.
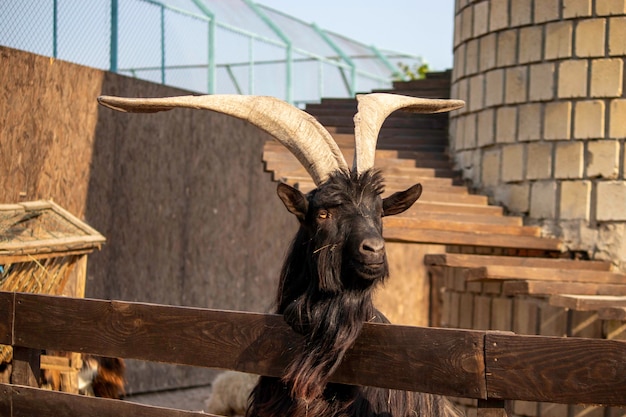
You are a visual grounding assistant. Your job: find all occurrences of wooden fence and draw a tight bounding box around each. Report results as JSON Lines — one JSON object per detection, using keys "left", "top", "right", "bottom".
{"left": 1, "top": 291, "right": 625, "bottom": 416}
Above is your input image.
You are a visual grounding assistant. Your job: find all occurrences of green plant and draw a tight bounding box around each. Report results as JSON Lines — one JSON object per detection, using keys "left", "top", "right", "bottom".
{"left": 394, "top": 62, "right": 430, "bottom": 81}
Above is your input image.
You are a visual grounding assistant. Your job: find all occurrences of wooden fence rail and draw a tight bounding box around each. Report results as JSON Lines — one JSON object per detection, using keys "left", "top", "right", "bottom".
{"left": 1, "top": 291, "right": 626, "bottom": 416}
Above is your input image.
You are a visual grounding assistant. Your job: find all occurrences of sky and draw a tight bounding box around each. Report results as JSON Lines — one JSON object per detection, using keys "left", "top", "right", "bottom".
{"left": 256, "top": 0, "right": 455, "bottom": 71}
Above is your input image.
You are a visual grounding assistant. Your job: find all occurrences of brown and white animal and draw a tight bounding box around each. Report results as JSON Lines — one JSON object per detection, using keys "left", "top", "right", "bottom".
{"left": 42, "top": 353, "right": 125, "bottom": 399}
{"left": 98, "top": 93, "right": 464, "bottom": 417}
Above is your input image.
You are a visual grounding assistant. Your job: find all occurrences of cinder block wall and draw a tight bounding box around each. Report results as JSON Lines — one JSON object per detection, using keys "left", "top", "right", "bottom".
{"left": 451, "top": 0, "right": 626, "bottom": 269}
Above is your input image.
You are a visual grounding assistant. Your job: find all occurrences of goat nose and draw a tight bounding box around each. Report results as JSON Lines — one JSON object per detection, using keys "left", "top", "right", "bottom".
{"left": 361, "top": 237, "right": 385, "bottom": 255}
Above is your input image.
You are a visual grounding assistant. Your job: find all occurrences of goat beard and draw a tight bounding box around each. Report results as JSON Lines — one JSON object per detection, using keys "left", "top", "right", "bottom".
{"left": 282, "top": 290, "right": 376, "bottom": 403}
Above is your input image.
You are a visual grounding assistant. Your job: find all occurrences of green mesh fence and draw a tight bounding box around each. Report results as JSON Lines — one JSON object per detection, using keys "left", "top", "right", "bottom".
{"left": 0, "top": 0, "right": 423, "bottom": 104}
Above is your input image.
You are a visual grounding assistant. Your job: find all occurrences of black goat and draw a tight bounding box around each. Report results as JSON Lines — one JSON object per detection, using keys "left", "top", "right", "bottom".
{"left": 97, "top": 92, "right": 464, "bottom": 417}
{"left": 247, "top": 169, "right": 459, "bottom": 417}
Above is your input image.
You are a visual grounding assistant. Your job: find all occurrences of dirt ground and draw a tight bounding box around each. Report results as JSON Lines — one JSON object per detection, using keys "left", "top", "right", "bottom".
{"left": 126, "top": 385, "right": 213, "bottom": 413}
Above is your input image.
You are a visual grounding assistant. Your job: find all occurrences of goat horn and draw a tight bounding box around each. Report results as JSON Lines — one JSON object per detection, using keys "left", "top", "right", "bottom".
{"left": 97, "top": 94, "right": 349, "bottom": 185}
{"left": 352, "top": 93, "right": 464, "bottom": 173}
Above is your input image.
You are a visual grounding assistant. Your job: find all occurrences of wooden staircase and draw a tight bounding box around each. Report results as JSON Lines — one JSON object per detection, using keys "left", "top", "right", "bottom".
{"left": 262, "top": 71, "right": 626, "bottom": 342}
{"left": 263, "top": 71, "right": 562, "bottom": 254}
{"left": 261, "top": 71, "right": 626, "bottom": 415}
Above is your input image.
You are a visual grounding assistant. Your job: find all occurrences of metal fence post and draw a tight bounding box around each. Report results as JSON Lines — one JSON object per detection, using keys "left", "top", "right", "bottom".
{"left": 190, "top": 0, "right": 215, "bottom": 94}
{"left": 52, "top": 0, "right": 58, "bottom": 58}
{"left": 110, "top": 0, "right": 118, "bottom": 72}
{"left": 312, "top": 23, "right": 356, "bottom": 97}
{"left": 370, "top": 45, "right": 405, "bottom": 81}
{"left": 160, "top": 5, "right": 165, "bottom": 84}
{"left": 248, "top": 36, "right": 255, "bottom": 94}
{"left": 244, "top": 0, "right": 292, "bottom": 103}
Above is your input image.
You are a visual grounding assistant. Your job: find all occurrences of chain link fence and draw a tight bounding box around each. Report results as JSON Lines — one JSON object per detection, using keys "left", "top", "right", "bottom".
{"left": 0, "top": 0, "right": 423, "bottom": 104}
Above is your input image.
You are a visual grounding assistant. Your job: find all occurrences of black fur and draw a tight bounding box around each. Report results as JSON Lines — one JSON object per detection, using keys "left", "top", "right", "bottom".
{"left": 247, "top": 169, "right": 459, "bottom": 417}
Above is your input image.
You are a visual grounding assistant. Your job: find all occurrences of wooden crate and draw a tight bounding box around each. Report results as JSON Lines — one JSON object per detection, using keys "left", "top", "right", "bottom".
{"left": 0, "top": 200, "right": 105, "bottom": 390}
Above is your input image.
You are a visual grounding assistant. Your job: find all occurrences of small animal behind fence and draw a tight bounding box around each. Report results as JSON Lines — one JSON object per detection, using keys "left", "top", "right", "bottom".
{"left": 99, "top": 92, "right": 464, "bottom": 417}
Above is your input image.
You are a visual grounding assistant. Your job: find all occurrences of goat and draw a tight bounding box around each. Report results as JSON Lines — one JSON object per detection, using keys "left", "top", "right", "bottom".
{"left": 206, "top": 371, "right": 259, "bottom": 416}
{"left": 98, "top": 92, "right": 464, "bottom": 417}
{"left": 41, "top": 353, "right": 125, "bottom": 399}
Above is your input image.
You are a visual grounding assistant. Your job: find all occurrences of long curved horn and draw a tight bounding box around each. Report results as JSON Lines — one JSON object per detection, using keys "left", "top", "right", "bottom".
{"left": 97, "top": 95, "right": 349, "bottom": 185}
{"left": 352, "top": 93, "right": 465, "bottom": 173}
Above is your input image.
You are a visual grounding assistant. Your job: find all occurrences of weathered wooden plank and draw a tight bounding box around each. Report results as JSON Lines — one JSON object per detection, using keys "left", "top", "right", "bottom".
{"left": 513, "top": 298, "right": 539, "bottom": 335}
{"left": 384, "top": 228, "right": 562, "bottom": 251}
{"left": 11, "top": 347, "right": 40, "bottom": 387}
{"left": 0, "top": 383, "right": 211, "bottom": 417}
{"left": 568, "top": 310, "right": 602, "bottom": 338}
{"left": 10, "top": 292, "right": 486, "bottom": 397}
{"left": 490, "top": 298, "right": 513, "bottom": 332}
{"left": 0, "top": 384, "right": 10, "bottom": 417}
{"left": 0, "top": 291, "right": 13, "bottom": 345}
{"left": 0, "top": 249, "right": 92, "bottom": 264}
{"left": 473, "top": 296, "right": 492, "bottom": 330}
{"left": 485, "top": 333, "right": 626, "bottom": 406}
{"left": 290, "top": 178, "right": 480, "bottom": 197}
{"left": 468, "top": 265, "right": 625, "bottom": 284}
{"left": 538, "top": 304, "right": 567, "bottom": 337}
{"left": 424, "top": 253, "right": 612, "bottom": 271}
{"left": 336, "top": 321, "right": 486, "bottom": 399}
{"left": 410, "top": 201, "right": 504, "bottom": 216}
{"left": 281, "top": 173, "right": 457, "bottom": 190}
{"left": 396, "top": 210, "right": 522, "bottom": 225}
{"left": 598, "top": 307, "right": 626, "bottom": 321}
{"left": 384, "top": 217, "right": 540, "bottom": 237}
{"left": 0, "top": 236, "right": 104, "bottom": 255}
{"left": 13, "top": 292, "right": 296, "bottom": 377}
{"left": 264, "top": 142, "right": 451, "bottom": 164}
{"left": 503, "top": 280, "right": 626, "bottom": 296}
{"left": 550, "top": 295, "right": 626, "bottom": 311}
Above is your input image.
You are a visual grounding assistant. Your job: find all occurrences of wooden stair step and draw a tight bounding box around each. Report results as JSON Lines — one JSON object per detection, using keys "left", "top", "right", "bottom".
{"left": 597, "top": 307, "right": 626, "bottom": 320}
{"left": 263, "top": 146, "right": 454, "bottom": 169}
{"left": 424, "top": 253, "right": 613, "bottom": 271}
{"left": 370, "top": 88, "right": 451, "bottom": 98}
{"left": 317, "top": 98, "right": 359, "bottom": 107}
{"left": 314, "top": 115, "right": 448, "bottom": 130}
{"left": 392, "top": 78, "right": 451, "bottom": 91}
{"left": 376, "top": 143, "right": 448, "bottom": 152}
{"left": 502, "top": 280, "right": 626, "bottom": 296}
{"left": 409, "top": 201, "right": 504, "bottom": 216}
{"left": 384, "top": 217, "right": 541, "bottom": 237}
{"left": 270, "top": 137, "right": 449, "bottom": 154}
{"left": 308, "top": 107, "right": 450, "bottom": 122}
{"left": 466, "top": 265, "right": 625, "bottom": 284}
{"left": 324, "top": 126, "right": 449, "bottom": 141}
{"left": 264, "top": 151, "right": 437, "bottom": 169}
{"left": 326, "top": 132, "right": 449, "bottom": 148}
{"left": 279, "top": 178, "right": 482, "bottom": 202}
{"left": 550, "top": 294, "right": 626, "bottom": 311}
{"left": 276, "top": 172, "right": 458, "bottom": 187}
{"left": 269, "top": 165, "right": 459, "bottom": 183}
{"left": 264, "top": 158, "right": 457, "bottom": 179}
{"left": 383, "top": 227, "right": 562, "bottom": 251}
{"left": 369, "top": 89, "right": 451, "bottom": 99}
{"left": 266, "top": 141, "right": 450, "bottom": 161}
{"left": 396, "top": 210, "right": 523, "bottom": 226}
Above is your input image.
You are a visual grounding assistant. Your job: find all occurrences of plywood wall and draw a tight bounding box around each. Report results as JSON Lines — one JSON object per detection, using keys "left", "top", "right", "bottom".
{"left": 0, "top": 46, "right": 296, "bottom": 392}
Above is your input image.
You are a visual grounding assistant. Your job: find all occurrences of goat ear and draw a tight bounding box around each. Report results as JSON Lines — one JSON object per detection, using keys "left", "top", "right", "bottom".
{"left": 277, "top": 183, "right": 308, "bottom": 222}
{"left": 382, "top": 183, "right": 422, "bottom": 217}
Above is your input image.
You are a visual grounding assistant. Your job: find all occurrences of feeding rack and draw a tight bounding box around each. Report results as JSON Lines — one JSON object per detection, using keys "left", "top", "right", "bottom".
{"left": 0, "top": 200, "right": 105, "bottom": 375}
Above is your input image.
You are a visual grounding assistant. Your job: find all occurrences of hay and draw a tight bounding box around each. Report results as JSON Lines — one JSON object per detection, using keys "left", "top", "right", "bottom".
{"left": 0, "top": 201, "right": 105, "bottom": 365}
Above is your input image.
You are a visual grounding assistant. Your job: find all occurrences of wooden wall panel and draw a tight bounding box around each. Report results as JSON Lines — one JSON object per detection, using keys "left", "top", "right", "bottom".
{"left": 0, "top": 46, "right": 295, "bottom": 392}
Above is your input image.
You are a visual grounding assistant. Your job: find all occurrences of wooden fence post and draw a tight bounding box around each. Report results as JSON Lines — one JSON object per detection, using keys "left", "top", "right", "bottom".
{"left": 11, "top": 346, "right": 41, "bottom": 387}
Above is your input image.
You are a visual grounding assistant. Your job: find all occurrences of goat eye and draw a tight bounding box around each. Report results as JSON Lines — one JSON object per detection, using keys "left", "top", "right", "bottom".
{"left": 318, "top": 210, "right": 329, "bottom": 219}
